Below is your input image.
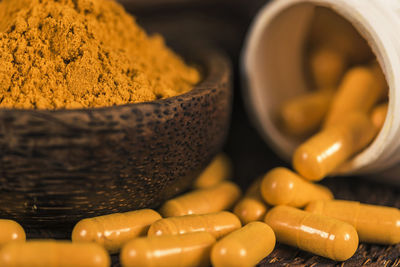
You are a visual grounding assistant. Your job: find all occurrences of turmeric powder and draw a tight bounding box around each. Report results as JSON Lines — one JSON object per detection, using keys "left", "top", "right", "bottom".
{"left": 0, "top": 0, "right": 200, "bottom": 109}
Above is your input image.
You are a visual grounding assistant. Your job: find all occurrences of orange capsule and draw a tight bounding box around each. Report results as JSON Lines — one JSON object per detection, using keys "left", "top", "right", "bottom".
{"left": 371, "top": 102, "right": 388, "bottom": 130}
{"left": 324, "top": 66, "right": 387, "bottom": 128}
{"left": 193, "top": 153, "right": 232, "bottom": 189}
{"left": 0, "top": 240, "right": 110, "bottom": 267}
{"left": 306, "top": 200, "right": 400, "bottom": 245}
{"left": 72, "top": 209, "right": 161, "bottom": 253}
{"left": 293, "top": 112, "right": 377, "bottom": 181}
{"left": 0, "top": 219, "right": 25, "bottom": 247}
{"left": 148, "top": 211, "right": 241, "bottom": 239}
{"left": 120, "top": 232, "right": 216, "bottom": 267}
{"left": 261, "top": 167, "right": 333, "bottom": 207}
{"left": 265, "top": 206, "right": 358, "bottom": 261}
{"left": 159, "top": 181, "right": 241, "bottom": 217}
{"left": 280, "top": 90, "right": 333, "bottom": 136}
{"left": 308, "top": 7, "right": 373, "bottom": 64}
{"left": 310, "top": 47, "right": 346, "bottom": 89}
{"left": 233, "top": 179, "right": 268, "bottom": 224}
{"left": 211, "top": 222, "right": 275, "bottom": 267}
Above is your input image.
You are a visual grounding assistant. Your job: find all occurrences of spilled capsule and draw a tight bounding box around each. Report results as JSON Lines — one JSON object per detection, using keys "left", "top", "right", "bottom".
{"left": 72, "top": 209, "right": 161, "bottom": 253}
{"left": 293, "top": 112, "right": 377, "bottom": 181}
{"left": 120, "top": 232, "right": 216, "bottom": 267}
{"left": 233, "top": 178, "right": 268, "bottom": 224}
{"left": 211, "top": 222, "right": 275, "bottom": 267}
{"left": 265, "top": 206, "right": 359, "bottom": 261}
{"left": 280, "top": 90, "right": 333, "bottom": 136}
{"left": 148, "top": 211, "right": 241, "bottom": 239}
{"left": 0, "top": 240, "right": 110, "bottom": 267}
{"left": 306, "top": 200, "right": 400, "bottom": 245}
{"left": 0, "top": 219, "right": 25, "bottom": 247}
{"left": 193, "top": 153, "right": 232, "bottom": 189}
{"left": 159, "top": 181, "right": 241, "bottom": 217}
{"left": 261, "top": 167, "right": 333, "bottom": 207}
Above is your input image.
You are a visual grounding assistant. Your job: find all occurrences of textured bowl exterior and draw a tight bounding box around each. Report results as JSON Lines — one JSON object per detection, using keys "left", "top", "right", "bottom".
{"left": 0, "top": 48, "right": 232, "bottom": 227}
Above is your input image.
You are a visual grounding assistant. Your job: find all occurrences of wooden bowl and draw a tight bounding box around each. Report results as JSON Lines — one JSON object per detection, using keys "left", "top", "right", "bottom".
{"left": 0, "top": 47, "right": 232, "bottom": 228}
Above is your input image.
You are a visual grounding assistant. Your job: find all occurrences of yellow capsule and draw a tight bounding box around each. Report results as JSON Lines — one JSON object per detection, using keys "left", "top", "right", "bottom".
{"left": 260, "top": 167, "right": 333, "bottom": 207}
{"left": 159, "top": 181, "right": 242, "bottom": 217}
{"left": 370, "top": 60, "right": 388, "bottom": 92}
{"left": 324, "top": 66, "right": 387, "bottom": 128}
{"left": 310, "top": 47, "right": 346, "bottom": 89}
{"left": 193, "top": 153, "right": 232, "bottom": 189}
{"left": 293, "top": 112, "right": 377, "bottom": 181}
{"left": 72, "top": 209, "right": 161, "bottom": 253}
{"left": 0, "top": 240, "right": 110, "bottom": 267}
{"left": 148, "top": 211, "right": 241, "bottom": 239}
{"left": 280, "top": 90, "right": 333, "bottom": 136}
{"left": 233, "top": 179, "right": 268, "bottom": 224}
{"left": 371, "top": 102, "right": 388, "bottom": 130}
{"left": 120, "top": 232, "right": 216, "bottom": 267}
{"left": 211, "top": 222, "right": 275, "bottom": 267}
{"left": 305, "top": 200, "right": 400, "bottom": 245}
{"left": 309, "top": 7, "right": 373, "bottom": 64}
{"left": 264, "top": 206, "right": 358, "bottom": 261}
{"left": 0, "top": 219, "right": 25, "bottom": 247}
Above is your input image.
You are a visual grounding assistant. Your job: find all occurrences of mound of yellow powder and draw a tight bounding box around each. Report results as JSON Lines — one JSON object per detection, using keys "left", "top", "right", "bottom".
{"left": 0, "top": 0, "right": 200, "bottom": 109}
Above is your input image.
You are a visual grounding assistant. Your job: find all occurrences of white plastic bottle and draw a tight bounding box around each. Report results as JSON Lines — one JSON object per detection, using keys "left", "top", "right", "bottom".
{"left": 242, "top": 0, "right": 400, "bottom": 184}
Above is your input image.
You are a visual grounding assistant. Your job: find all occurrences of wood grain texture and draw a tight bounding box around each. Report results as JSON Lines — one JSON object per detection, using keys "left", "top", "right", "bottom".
{"left": 0, "top": 48, "right": 232, "bottom": 228}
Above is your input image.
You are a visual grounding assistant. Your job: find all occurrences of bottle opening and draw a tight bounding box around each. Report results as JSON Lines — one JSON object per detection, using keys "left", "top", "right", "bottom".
{"left": 244, "top": 1, "right": 390, "bottom": 175}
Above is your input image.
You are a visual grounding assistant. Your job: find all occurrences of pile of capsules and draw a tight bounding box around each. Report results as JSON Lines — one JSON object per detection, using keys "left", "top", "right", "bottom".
{"left": 281, "top": 7, "right": 388, "bottom": 181}
{"left": 0, "top": 153, "right": 399, "bottom": 267}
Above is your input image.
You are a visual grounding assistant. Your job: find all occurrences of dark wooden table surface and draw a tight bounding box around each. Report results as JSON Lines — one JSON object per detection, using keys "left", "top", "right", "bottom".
{"left": 26, "top": 176, "right": 400, "bottom": 267}
{"left": 25, "top": 0, "right": 400, "bottom": 266}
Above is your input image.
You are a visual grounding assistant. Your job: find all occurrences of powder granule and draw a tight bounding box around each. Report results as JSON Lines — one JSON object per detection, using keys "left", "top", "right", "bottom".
{"left": 0, "top": 0, "right": 200, "bottom": 109}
